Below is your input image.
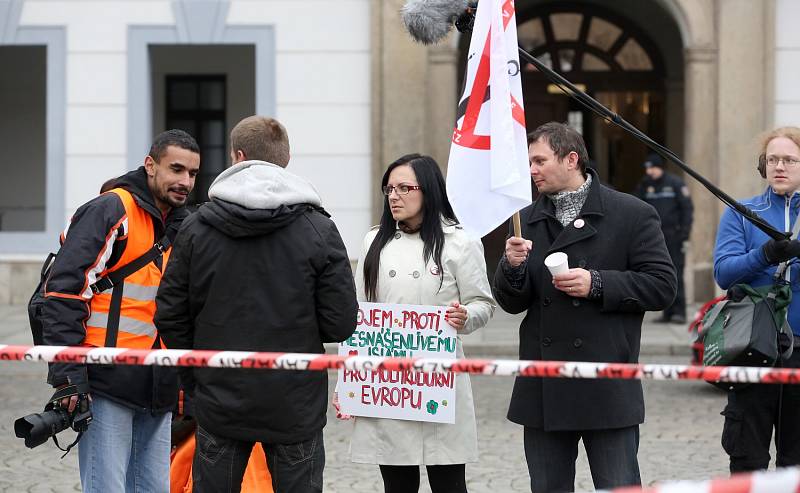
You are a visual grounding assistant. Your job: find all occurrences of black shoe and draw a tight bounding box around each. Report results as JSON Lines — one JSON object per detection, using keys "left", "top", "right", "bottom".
{"left": 654, "top": 315, "right": 672, "bottom": 323}
{"left": 670, "top": 314, "right": 686, "bottom": 324}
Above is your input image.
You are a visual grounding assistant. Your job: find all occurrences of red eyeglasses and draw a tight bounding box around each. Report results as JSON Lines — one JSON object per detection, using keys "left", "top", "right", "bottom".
{"left": 382, "top": 185, "right": 422, "bottom": 196}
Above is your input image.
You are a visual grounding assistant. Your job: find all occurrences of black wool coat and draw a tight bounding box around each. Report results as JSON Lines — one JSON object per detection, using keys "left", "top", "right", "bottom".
{"left": 493, "top": 170, "right": 677, "bottom": 431}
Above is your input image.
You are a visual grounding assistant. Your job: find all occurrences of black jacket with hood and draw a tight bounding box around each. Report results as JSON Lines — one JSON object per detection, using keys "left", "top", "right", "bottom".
{"left": 155, "top": 160, "right": 358, "bottom": 444}
{"left": 41, "top": 167, "right": 185, "bottom": 412}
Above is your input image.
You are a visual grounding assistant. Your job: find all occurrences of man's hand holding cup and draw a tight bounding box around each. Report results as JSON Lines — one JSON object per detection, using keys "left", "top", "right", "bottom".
{"left": 545, "top": 252, "right": 591, "bottom": 298}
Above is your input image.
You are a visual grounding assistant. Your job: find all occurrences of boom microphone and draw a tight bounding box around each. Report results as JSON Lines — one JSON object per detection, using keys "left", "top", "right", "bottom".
{"left": 401, "top": 0, "right": 470, "bottom": 45}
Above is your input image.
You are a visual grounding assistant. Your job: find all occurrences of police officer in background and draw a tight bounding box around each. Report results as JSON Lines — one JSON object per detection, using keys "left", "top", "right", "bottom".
{"left": 634, "top": 153, "right": 694, "bottom": 324}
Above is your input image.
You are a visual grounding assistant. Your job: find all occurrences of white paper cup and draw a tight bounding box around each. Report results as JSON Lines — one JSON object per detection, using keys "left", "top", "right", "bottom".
{"left": 544, "top": 252, "right": 569, "bottom": 276}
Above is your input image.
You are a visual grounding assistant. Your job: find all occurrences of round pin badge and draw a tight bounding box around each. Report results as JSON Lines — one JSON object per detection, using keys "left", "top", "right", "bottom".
{"left": 574, "top": 218, "right": 585, "bottom": 229}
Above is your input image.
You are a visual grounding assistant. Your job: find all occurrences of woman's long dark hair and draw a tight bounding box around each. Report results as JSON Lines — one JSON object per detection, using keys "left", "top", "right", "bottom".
{"left": 363, "top": 154, "right": 458, "bottom": 301}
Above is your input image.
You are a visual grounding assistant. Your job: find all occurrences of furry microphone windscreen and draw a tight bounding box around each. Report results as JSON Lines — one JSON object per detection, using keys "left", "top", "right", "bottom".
{"left": 401, "top": 0, "right": 470, "bottom": 45}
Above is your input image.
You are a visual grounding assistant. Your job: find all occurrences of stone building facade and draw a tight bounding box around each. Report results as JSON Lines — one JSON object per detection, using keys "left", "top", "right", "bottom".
{"left": 0, "top": 0, "right": 797, "bottom": 303}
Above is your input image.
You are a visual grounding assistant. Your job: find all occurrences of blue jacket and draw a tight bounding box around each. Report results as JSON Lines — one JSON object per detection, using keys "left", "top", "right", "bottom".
{"left": 713, "top": 187, "right": 800, "bottom": 335}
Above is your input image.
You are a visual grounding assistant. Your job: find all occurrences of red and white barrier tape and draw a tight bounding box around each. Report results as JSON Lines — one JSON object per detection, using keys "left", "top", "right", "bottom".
{"left": 2, "top": 344, "right": 800, "bottom": 384}
{"left": 595, "top": 466, "right": 800, "bottom": 493}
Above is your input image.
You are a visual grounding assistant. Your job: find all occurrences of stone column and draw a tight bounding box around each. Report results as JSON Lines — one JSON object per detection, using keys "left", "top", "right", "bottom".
{"left": 371, "top": 0, "right": 429, "bottom": 223}
{"left": 371, "top": 1, "right": 462, "bottom": 221}
{"left": 426, "top": 42, "right": 459, "bottom": 174}
{"left": 683, "top": 46, "right": 718, "bottom": 301}
{"left": 664, "top": 79, "right": 685, "bottom": 164}
{"left": 664, "top": 78, "right": 689, "bottom": 300}
{"left": 716, "top": 0, "right": 769, "bottom": 201}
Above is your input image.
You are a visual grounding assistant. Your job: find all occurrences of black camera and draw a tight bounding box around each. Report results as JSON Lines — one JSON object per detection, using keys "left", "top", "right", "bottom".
{"left": 14, "top": 384, "right": 92, "bottom": 450}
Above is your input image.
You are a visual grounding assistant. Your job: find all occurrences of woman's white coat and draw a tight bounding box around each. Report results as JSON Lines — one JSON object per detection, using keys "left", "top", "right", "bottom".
{"left": 348, "top": 222, "right": 496, "bottom": 465}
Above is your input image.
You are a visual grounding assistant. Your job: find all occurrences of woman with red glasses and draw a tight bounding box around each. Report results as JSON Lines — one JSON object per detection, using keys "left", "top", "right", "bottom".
{"left": 336, "top": 153, "right": 496, "bottom": 493}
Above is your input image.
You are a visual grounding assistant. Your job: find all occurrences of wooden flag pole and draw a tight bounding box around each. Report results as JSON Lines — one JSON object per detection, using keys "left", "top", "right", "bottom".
{"left": 512, "top": 212, "right": 522, "bottom": 238}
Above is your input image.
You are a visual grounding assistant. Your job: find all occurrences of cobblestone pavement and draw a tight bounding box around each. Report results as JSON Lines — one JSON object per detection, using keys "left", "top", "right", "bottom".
{"left": 0, "top": 356, "right": 731, "bottom": 493}
{"left": 0, "top": 301, "right": 732, "bottom": 492}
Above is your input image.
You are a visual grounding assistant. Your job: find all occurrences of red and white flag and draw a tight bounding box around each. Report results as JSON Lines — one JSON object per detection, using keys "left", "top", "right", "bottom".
{"left": 446, "top": 0, "right": 531, "bottom": 238}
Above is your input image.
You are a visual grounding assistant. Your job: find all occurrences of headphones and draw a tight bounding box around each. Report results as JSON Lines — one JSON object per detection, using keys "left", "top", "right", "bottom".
{"left": 758, "top": 154, "right": 766, "bottom": 179}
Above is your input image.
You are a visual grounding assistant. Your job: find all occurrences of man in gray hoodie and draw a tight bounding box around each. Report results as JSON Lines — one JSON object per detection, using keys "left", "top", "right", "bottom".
{"left": 155, "top": 116, "right": 358, "bottom": 493}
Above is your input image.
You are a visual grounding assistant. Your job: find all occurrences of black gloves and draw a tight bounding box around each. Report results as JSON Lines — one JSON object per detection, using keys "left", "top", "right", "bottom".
{"left": 762, "top": 239, "right": 800, "bottom": 264}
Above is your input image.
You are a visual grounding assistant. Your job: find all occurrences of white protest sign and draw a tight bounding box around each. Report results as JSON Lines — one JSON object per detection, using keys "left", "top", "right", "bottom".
{"left": 337, "top": 302, "right": 457, "bottom": 424}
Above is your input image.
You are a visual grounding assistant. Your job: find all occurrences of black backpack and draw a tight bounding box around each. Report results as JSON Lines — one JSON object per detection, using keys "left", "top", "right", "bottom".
{"left": 28, "top": 236, "right": 171, "bottom": 346}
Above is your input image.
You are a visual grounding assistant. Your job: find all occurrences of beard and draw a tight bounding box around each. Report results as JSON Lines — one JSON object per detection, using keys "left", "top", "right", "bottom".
{"left": 158, "top": 185, "right": 191, "bottom": 208}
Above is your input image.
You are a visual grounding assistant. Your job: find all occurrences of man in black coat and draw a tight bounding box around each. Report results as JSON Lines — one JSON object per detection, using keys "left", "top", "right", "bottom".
{"left": 634, "top": 153, "right": 694, "bottom": 323}
{"left": 155, "top": 116, "right": 358, "bottom": 492}
{"left": 493, "top": 122, "right": 676, "bottom": 493}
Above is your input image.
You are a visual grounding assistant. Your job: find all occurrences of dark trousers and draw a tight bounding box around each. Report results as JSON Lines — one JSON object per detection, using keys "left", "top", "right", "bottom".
{"left": 379, "top": 464, "right": 467, "bottom": 493}
{"left": 664, "top": 236, "right": 685, "bottom": 318}
{"left": 192, "top": 425, "right": 324, "bottom": 493}
{"left": 722, "top": 351, "right": 800, "bottom": 472}
{"left": 523, "top": 426, "right": 640, "bottom": 493}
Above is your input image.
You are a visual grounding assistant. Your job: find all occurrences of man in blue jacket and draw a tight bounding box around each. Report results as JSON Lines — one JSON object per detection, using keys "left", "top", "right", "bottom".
{"left": 713, "top": 126, "right": 800, "bottom": 472}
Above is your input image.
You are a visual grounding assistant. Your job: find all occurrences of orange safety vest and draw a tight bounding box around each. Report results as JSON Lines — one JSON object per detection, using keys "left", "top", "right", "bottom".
{"left": 170, "top": 436, "right": 273, "bottom": 493}
{"left": 84, "top": 188, "right": 170, "bottom": 348}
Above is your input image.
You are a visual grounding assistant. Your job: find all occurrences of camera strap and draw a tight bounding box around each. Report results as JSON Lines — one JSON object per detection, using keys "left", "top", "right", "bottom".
{"left": 52, "top": 429, "right": 83, "bottom": 458}
{"left": 47, "top": 383, "right": 91, "bottom": 458}
{"left": 89, "top": 235, "right": 171, "bottom": 347}
{"left": 48, "top": 383, "right": 89, "bottom": 403}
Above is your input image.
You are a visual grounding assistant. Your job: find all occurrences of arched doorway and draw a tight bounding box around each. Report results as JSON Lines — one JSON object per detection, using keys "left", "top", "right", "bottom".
{"left": 458, "top": 0, "right": 684, "bottom": 276}
{"left": 516, "top": 2, "right": 667, "bottom": 192}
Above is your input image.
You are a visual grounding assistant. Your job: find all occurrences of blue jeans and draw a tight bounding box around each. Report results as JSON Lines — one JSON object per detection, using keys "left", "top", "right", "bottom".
{"left": 192, "top": 425, "right": 324, "bottom": 493}
{"left": 78, "top": 395, "right": 171, "bottom": 493}
{"left": 524, "top": 425, "right": 640, "bottom": 492}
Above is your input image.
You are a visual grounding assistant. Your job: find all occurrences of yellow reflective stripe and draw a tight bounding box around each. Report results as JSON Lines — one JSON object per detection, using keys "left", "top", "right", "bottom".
{"left": 92, "top": 283, "right": 158, "bottom": 302}
{"left": 118, "top": 283, "right": 159, "bottom": 302}
{"left": 86, "top": 312, "right": 157, "bottom": 338}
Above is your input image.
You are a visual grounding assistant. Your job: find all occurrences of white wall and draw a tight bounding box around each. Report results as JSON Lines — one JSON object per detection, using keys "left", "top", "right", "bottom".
{"left": 775, "top": 0, "right": 800, "bottom": 126}
{"left": 228, "top": 0, "right": 372, "bottom": 259}
{"left": 20, "top": 0, "right": 175, "bottom": 218}
{"left": 19, "top": 0, "right": 371, "bottom": 259}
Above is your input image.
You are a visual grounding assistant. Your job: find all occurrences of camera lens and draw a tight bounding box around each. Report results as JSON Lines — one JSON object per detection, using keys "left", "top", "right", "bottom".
{"left": 14, "top": 408, "right": 71, "bottom": 449}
